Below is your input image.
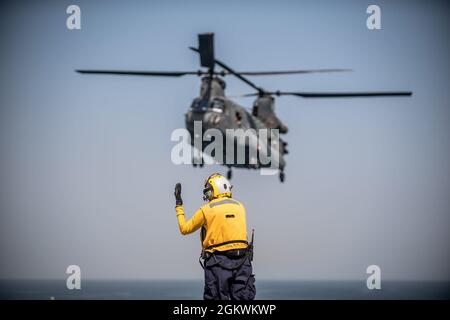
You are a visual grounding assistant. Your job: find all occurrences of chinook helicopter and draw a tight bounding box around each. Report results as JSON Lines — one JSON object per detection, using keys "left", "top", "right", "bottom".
{"left": 76, "top": 33, "right": 412, "bottom": 182}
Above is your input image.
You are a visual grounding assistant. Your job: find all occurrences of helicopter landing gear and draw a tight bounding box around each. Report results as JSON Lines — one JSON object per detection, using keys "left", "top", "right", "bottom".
{"left": 279, "top": 170, "right": 285, "bottom": 183}
{"left": 192, "top": 155, "right": 204, "bottom": 167}
{"left": 193, "top": 162, "right": 204, "bottom": 167}
{"left": 227, "top": 168, "right": 232, "bottom": 180}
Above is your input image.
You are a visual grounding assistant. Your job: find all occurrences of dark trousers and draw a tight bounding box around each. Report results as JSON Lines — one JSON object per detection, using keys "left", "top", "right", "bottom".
{"left": 203, "top": 254, "right": 256, "bottom": 300}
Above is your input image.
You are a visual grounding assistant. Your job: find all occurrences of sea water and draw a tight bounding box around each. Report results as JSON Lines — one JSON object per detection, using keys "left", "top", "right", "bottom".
{"left": 0, "top": 280, "right": 449, "bottom": 300}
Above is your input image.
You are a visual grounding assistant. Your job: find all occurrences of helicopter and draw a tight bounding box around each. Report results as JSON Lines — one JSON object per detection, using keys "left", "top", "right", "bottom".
{"left": 76, "top": 33, "right": 412, "bottom": 182}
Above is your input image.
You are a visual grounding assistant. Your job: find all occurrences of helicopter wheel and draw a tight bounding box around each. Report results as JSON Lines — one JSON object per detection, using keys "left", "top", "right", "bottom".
{"left": 192, "top": 155, "right": 203, "bottom": 167}
{"left": 227, "top": 168, "right": 232, "bottom": 180}
{"left": 279, "top": 171, "right": 285, "bottom": 183}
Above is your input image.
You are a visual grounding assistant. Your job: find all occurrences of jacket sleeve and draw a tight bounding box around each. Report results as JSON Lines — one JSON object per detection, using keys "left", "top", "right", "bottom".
{"left": 175, "top": 205, "right": 206, "bottom": 235}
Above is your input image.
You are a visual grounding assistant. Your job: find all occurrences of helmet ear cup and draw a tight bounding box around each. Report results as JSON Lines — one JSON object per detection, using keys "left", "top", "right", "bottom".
{"left": 203, "top": 184, "right": 213, "bottom": 201}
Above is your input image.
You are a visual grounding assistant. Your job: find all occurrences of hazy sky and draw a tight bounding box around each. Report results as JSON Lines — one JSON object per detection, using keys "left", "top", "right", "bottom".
{"left": 0, "top": 0, "right": 449, "bottom": 281}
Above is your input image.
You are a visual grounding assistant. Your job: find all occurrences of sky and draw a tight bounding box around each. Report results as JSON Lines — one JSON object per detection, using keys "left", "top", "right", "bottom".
{"left": 0, "top": 0, "right": 449, "bottom": 281}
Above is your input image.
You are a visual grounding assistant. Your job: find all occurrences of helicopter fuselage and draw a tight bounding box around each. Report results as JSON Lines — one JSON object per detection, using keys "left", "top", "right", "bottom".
{"left": 75, "top": 32, "right": 411, "bottom": 183}
{"left": 184, "top": 78, "right": 286, "bottom": 174}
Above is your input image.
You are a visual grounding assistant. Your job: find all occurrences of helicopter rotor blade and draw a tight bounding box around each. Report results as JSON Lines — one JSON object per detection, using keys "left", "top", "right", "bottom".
{"left": 276, "top": 91, "right": 413, "bottom": 98}
{"left": 228, "top": 93, "right": 261, "bottom": 98}
{"left": 237, "top": 69, "right": 352, "bottom": 76}
{"left": 215, "top": 59, "right": 265, "bottom": 94}
{"left": 197, "top": 33, "right": 215, "bottom": 70}
{"left": 76, "top": 68, "right": 353, "bottom": 78}
{"left": 75, "top": 70, "right": 207, "bottom": 77}
{"left": 232, "top": 91, "right": 413, "bottom": 98}
{"left": 189, "top": 46, "right": 265, "bottom": 94}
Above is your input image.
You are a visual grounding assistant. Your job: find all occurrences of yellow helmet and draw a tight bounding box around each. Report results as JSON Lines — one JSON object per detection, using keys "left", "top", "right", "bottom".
{"left": 203, "top": 173, "right": 232, "bottom": 201}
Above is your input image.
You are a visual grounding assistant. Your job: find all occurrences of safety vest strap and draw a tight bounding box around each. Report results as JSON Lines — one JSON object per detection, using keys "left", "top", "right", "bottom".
{"left": 205, "top": 240, "right": 248, "bottom": 251}
{"left": 208, "top": 198, "right": 240, "bottom": 208}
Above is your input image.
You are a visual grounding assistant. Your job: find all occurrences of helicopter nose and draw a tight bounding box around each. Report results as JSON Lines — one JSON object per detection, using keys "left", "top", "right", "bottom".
{"left": 203, "top": 110, "right": 222, "bottom": 128}
{"left": 279, "top": 124, "right": 289, "bottom": 134}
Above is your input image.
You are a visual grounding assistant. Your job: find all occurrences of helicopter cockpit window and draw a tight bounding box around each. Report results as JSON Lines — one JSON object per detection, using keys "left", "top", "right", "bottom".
{"left": 235, "top": 111, "right": 243, "bottom": 125}
{"left": 210, "top": 98, "right": 225, "bottom": 113}
{"left": 191, "top": 98, "right": 209, "bottom": 110}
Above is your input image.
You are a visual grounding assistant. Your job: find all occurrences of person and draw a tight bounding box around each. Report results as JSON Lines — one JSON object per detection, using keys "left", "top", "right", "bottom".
{"left": 174, "top": 173, "right": 256, "bottom": 300}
